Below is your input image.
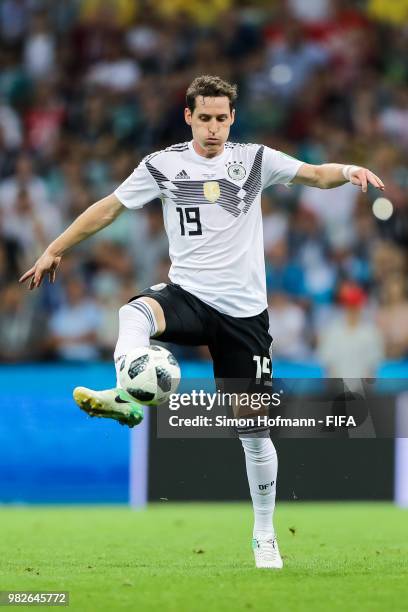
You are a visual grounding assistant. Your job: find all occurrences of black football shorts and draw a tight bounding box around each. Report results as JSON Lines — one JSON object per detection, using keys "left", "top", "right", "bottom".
{"left": 129, "top": 282, "right": 273, "bottom": 384}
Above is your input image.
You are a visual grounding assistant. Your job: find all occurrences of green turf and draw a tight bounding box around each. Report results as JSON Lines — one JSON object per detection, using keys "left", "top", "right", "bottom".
{"left": 0, "top": 503, "right": 407, "bottom": 611}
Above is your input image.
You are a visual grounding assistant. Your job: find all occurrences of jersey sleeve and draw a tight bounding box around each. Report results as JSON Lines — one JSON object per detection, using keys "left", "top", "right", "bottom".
{"left": 114, "top": 159, "right": 161, "bottom": 210}
{"left": 261, "top": 146, "right": 304, "bottom": 188}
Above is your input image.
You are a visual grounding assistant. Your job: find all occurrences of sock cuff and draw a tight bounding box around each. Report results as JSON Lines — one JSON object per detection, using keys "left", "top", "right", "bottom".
{"left": 128, "top": 300, "right": 158, "bottom": 336}
{"left": 240, "top": 436, "right": 277, "bottom": 462}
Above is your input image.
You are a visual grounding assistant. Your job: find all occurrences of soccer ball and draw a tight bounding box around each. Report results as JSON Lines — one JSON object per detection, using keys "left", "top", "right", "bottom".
{"left": 118, "top": 346, "right": 180, "bottom": 406}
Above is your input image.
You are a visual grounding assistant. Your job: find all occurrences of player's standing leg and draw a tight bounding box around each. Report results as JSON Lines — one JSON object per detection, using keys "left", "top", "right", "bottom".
{"left": 240, "top": 435, "right": 282, "bottom": 568}
{"left": 210, "top": 309, "right": 283, "bottom": 569}
{"left": 73, "top": 298, "right": 165, "bottom": 426}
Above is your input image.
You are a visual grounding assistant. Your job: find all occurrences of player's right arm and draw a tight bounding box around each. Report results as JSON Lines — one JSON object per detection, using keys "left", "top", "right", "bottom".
{"left": 19, "top": 193, "right": 124, "bottom": 289}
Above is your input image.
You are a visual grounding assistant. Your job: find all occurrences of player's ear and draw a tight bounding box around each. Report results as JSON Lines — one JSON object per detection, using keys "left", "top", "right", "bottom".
{"left": 230, "top": 108, "right": 235, "bottom": 125}
{"left": 184, "top": 107, "right": 192, "bottom": 126}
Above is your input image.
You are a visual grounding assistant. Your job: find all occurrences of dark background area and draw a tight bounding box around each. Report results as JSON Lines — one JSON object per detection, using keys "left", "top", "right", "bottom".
{"left": 149, "top": 418, "right": 394, "bottom": 501}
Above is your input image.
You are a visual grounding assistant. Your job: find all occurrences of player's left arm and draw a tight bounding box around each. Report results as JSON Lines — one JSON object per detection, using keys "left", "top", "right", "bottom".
{"left": 292, "top": 163, "right": 385, "bottom": 192}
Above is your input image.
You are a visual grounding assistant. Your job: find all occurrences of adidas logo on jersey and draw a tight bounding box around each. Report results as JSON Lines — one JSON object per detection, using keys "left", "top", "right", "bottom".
{"left": 175, "top": 169, "right": 190, "bottom": 180}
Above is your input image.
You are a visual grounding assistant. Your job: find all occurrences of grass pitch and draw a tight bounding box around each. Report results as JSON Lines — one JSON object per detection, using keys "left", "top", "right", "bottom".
{"left": 0, "top": 502, "right": 407, "bottom": 612}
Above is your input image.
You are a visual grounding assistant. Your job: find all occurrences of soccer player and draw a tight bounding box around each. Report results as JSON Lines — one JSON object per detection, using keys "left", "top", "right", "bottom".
{"left": 20, "top": 75, "right": 385, "bottom": 569}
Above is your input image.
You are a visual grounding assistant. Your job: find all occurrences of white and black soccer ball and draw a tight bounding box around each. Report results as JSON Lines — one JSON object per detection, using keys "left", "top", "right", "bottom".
{"left": 118, "top": 346, "right": 180, "bottom": 406}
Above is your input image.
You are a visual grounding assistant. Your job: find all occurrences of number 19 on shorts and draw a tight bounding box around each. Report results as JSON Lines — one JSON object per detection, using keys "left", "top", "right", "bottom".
{"left": 253, "top": 355, "right": 271, "bottom": 380}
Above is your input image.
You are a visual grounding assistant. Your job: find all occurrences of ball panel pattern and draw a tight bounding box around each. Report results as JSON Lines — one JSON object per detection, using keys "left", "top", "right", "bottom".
{"left": 156, "top": 366, "right": 172, "bottom": 392}
{"left": 119, "top": 346, "right": 181, "bottom": 406}
{"left": 167, "top": 354, "right": 178, "bottom": 366}
{"left": 128, "top": 355, "right": 149, "bottom": 379}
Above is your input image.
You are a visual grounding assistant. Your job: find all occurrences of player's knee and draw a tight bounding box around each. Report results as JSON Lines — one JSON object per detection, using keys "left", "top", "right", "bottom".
{"left": 118, "top": 300, "right": 166, "bottom": 335}
{"left": 118, "top": 303, "right": 134, "bottom": 323}
{"left": 137, "top": 297, "right": 166, "bottom": 335}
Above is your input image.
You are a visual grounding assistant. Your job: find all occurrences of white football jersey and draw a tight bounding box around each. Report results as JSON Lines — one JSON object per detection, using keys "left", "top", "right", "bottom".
{"left": 114, "top": 140, "right": 303, "bottom": 317}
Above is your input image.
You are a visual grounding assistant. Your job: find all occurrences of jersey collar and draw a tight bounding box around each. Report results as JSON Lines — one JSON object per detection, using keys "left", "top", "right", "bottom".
{"left": 188, "top": 140, "right": 228, "bottom": 164}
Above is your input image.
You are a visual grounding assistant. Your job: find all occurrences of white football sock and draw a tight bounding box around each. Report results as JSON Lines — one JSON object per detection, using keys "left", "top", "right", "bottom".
{"left": 113, "top": 301, "right": 158, "bottom": 386}
{"left": 240, "top": 435, "right": 278, "bottom": 538}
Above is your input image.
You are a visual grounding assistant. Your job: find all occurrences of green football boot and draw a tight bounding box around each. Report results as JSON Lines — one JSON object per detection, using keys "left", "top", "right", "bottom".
{"left": 73, "top": 386, "right": 144, "bottom": 428}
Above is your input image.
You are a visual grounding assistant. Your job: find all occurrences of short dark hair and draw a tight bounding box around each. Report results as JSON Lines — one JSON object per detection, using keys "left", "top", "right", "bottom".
{"left": 186, "top": 75, "right": 238, "bottom": 113}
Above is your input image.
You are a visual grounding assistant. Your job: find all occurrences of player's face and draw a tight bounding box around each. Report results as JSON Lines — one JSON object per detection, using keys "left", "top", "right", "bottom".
{"left": 185, "top": 96, "right": 235, "bottom": 158}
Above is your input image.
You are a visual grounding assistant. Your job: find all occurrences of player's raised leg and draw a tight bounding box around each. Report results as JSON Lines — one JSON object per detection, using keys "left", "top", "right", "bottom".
{"left": 74, "top": 297, "right": 165, "bottom": 427}
{"left": 112, "top": 297, "right": 164, "bottom": 379}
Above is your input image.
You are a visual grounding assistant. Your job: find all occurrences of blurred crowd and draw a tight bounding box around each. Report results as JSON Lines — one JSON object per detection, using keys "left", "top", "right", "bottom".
{"left": 0, "top": 0, "right": 407, "bottom": 373}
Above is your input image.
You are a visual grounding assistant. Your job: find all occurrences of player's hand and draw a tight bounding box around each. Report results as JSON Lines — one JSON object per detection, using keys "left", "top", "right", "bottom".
{"left": 348, "top": 167, "right": 385, "bottom": 193}
{"left": 19, "top": 251, "right": 62, "bottom": 290}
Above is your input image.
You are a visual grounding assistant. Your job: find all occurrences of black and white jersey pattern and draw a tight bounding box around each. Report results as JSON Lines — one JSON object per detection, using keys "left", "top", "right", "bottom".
{"left": 145, "top": 146, "right": 264, "bottom": 218}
